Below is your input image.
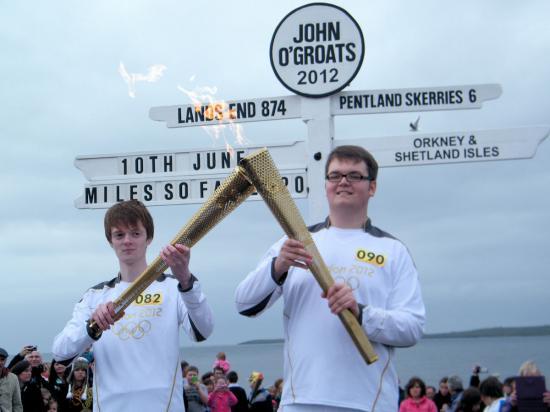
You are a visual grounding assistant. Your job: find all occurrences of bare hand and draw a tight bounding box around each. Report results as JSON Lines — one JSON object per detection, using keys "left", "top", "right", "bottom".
{"left": 543, "top": 391, "right": 550, "bottom": 406}
{"left": 273, "top": 239, "right": 312, "bottom": 279}
{"left": 19, "top": 345, "right": 34, "bottom": 357}
{"left": 323, "top": 282, "right": 359, "bottom": 317}
{"left": 91, "top": 302, "right": 118, "bottom": 331}
{"left": 160, "top": 244, "right": 191, "bottom": 286}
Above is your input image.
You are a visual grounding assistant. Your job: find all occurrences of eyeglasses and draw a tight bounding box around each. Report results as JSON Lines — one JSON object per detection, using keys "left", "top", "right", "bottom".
{"left": 326, "top": 172, "right": 373, "bottom": 182}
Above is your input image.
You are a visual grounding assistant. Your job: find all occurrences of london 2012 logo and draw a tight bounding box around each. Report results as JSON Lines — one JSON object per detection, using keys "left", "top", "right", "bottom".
{"left": 270, "top": 3, "right": 365, "bottom": 98}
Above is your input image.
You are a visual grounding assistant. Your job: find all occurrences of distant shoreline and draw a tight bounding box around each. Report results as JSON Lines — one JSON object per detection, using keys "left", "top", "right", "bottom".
{"left": 238, "top": 325, "right": 550, "bottom": 345}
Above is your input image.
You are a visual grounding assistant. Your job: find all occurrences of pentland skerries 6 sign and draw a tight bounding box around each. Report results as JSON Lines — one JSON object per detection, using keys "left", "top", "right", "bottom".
{"left": 270, "top": 3, "right": 365, "bottom": 98}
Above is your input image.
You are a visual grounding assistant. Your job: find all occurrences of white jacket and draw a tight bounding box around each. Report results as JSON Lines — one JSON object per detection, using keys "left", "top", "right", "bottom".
{"left": 235, "top": 220, "right": 425, "bottom": 412}
{"left": 53, "top": 274, "right": 213, "bottom": 412}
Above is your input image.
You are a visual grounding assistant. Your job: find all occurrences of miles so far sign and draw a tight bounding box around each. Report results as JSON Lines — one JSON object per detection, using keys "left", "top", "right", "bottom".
{"left": 270, "top": 3, "right": 365, "bottom": 98}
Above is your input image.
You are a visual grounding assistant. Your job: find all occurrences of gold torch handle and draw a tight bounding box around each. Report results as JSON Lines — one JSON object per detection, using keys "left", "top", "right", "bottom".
{"left": 240, "top": 148, "right": 378, "bottom": 365}
{"left": 87, "top": 166, "right": 254, "bottom": 340}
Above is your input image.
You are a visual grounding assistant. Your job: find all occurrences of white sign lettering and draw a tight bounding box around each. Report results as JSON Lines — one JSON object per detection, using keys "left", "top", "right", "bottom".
{"left": 74, "top": 170, "right": 307, "bottom": 209}
{"left": 75, "top": 141, "right": 305, "bottom": 181}
{"left": 332, "top": 84, "right": 502, "bottom": 115}
{"left": 338, "top": 127, "right": 549, "bottom": 167}
{"left": 149, "top": 96, "right": 301, "bottom": 128}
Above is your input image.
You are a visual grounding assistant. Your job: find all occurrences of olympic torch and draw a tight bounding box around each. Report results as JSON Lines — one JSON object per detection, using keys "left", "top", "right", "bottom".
{"left": 87, "top": 165, "right": 254, "bottom": 339}
{"left": 240, "top": 148, "right": 378, "bottom": 365}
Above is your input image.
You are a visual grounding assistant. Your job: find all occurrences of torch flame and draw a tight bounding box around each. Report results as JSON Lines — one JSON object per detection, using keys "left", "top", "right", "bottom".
{"left": 119, "top": 62, "right": 167, "bottom": 98}
{"left": 178, "top": 82, "right": 247, "bottom": 156}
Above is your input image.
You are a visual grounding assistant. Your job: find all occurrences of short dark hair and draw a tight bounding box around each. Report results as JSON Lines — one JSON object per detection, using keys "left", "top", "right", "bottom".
{"left": 227, "top": 371, "right": 238, "bottom": 383}
{"left": 186, "top": 365, "right": 198, "bottom": 374}
{"left": 480, "top": 377, "right": 503, "bottom": 399}
{"left": 201, "top": 371, "right": 213, "bottom": 384}
{"left": 325, "top": 145, "right": 379, "bottom": 181}
{"left": 104, "top": 200, "right": 154, "bottom": 242}
{"left": 503, "top": 376, "right": 515, "bottom": 386}
{"left": 405, "top": 376, "right": 426, "bottom": 398}
{"left": 457, "top": 387, "right": 481, "bottom": 411}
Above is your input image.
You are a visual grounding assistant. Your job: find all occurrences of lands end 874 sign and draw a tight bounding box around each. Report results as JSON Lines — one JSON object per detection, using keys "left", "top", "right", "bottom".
{"left": 270, "top": 3, "right": 365, "bottom": 98}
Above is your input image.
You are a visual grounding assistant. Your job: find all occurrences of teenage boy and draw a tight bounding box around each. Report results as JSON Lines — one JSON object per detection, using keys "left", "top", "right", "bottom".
{"left": 53, "top": 199, "right": 214, "bottom": 411}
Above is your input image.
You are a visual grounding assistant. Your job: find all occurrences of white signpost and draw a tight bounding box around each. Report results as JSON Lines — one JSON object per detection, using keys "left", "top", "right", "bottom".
{"left": 75, "top": 3, "right": 548, "bottom": 221}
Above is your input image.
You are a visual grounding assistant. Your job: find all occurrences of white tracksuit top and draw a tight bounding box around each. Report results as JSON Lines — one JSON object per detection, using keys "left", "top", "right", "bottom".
{"left": 53, "top": 274, "right": 213, "bottom": 412}
{"left": 235, "top": 219, "right": 425, "bottom": 412}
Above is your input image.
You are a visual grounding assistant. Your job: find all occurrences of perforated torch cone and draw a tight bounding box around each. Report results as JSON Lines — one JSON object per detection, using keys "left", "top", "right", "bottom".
{"left": 240, "top": 148, "right": 378, "bottom": 365}
{"left": 87, "top": 166, "right": 254, "bottom": 339}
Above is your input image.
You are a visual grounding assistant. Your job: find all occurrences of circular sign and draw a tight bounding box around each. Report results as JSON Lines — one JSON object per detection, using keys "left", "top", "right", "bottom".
{"left": 270, "top": 2, "right": 365, "bottom": 98}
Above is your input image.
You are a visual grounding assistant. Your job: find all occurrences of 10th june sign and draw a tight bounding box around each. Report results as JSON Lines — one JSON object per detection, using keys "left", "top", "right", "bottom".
{"left": 270, "top": 3, "right": 365, "bottom": 98}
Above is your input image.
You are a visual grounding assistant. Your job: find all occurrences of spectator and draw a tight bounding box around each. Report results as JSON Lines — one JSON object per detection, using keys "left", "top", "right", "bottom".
{"left": 214, "top": 366, "right": 226, "bottom": 381}
{"left": 479, "top": 376, "right": 505, "bottom": 412}
{"left": 506, "top": 360, "right": 550, "bottom": 411}
{"left": 184, "top": 366, "right": 209, "bottom": 412}
{"left": 181, "top": 361, "right": 190, "bottom": 382}
{"left": 208, "top": 376, "right": 237, "bottom": 412}
{"left": 447, "top": 375, "right": 465, "bottom": 412}
{"left": 454, "top": 387, "right": 481, "bottom": 412}
{"left": 41, "top": 363, "right": 51, "bottom": 381}
{"left": 0, "top": 347, "right": 23, "bottom": 412}
{"left": 203, "top": 372, "right": 215, "bottom": 394}
{"left": 399, "top": 376, "right": 437, "bottom": 412}
{"left": 227, "top": 371, "right": 248, "bottom": 412}
{"left": 502, "top": 377, "right": 514, "bottom": 399}
{"left": 8, "top": 348, "right": 49, "bottom": 392}
{"left": 65, "top": 358, "right": 92, "bottom": 412}
{"left": 11, "top": 359, "right": 45, "bottom": 412}
{"left": 434, "top": 377, "right": 452, "bottom": 411}
{"left": 213, "top": 352, "right": 231, "bottom": 375}
{"left": 271, "top": 378, "right": 283, "bottom": 411}
{"left": 47, "top": 398, "right": 59, "bottom": 412}
{"left": 426, "top": 385, "right": 436, "bottom": 401}
{"left": 248, "top": 372, "right": 272, "bottom": 412}
{"left": 47, "top": 360, "right": 69, "bottom": 410}
{"left": 41, "top": 387, "right": 54, "bottom": 410}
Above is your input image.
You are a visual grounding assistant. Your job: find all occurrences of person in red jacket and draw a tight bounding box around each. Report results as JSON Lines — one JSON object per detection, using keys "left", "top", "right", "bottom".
{"left": 399, "top": 377, "right": 438, "bottom": 412}
{"left": 208, "top": 376, "right": 237, "bottom": 412}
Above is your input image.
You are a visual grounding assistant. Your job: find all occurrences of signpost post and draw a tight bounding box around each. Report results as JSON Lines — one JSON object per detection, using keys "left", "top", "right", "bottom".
{"left": 75, "top": 2, "right": 548, "bottom": 223}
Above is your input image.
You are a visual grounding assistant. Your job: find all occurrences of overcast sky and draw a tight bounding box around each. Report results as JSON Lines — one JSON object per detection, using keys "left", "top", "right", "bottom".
{"left": 1, "top": 1, "right": 549, "bottom": 355}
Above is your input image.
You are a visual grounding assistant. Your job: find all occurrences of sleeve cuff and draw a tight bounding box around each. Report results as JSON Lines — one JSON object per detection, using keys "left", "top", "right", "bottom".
{"left": 270, "top": 257, "right": 288, "bottom": 285}
{"left": 178, "top": 274, "right": 198, "bottom": 293}
{"left": 357, "top": 303, "right": 366, "bottom": 324}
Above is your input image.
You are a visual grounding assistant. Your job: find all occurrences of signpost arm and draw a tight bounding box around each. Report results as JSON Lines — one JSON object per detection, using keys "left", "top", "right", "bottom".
{"left": 301, "top": 97, "right": 333, "bottom": 224}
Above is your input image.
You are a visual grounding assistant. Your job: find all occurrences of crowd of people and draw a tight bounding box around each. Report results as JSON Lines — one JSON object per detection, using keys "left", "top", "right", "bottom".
{"left": 0, "top": 345, "right": 94, "bottom": 412}
{"left": 397, "top": 362, "right": 550, "bottom": 412}
{"left": 0, "top": 347, "right": 281, "bottom": 412}
{"left": 1, "top": 344, "right": 549, "bottom": 412}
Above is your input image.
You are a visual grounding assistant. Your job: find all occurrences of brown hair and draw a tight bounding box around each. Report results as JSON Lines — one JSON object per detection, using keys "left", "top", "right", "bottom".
{"left": 104, "top": 200, "right": 154, "bottom": 242}
{"left": 405, "top": 376, "right": 427, "bottom": 398}
{"left": 325, "top": 145, "right": 378, "bottom": 181}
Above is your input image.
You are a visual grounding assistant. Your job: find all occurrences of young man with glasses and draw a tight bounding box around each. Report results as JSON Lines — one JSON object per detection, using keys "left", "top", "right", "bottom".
{"left": 235, "top": 145, "right": 425, "bottom": 412}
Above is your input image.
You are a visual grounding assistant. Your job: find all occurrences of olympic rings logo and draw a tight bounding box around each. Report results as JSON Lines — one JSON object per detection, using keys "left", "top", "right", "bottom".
{"left": 112, "top": 320, "right": 152, "bottom": 340}
{"left": 333, "top": 275, "right": 360, "bottom": 291}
